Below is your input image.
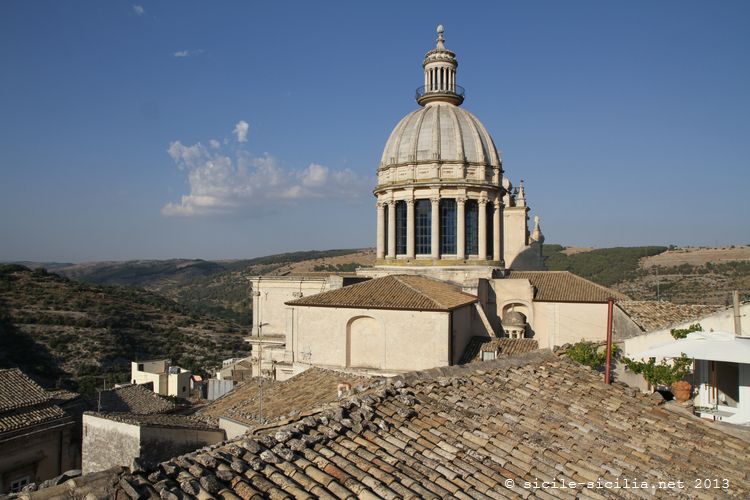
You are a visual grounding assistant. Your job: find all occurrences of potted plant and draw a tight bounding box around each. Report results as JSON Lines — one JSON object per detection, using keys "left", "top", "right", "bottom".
{"left": 623, "top": 354, "right": 693, "bottom": 401}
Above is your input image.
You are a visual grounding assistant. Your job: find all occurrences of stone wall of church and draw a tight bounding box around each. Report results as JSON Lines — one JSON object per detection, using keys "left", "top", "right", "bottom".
{"left": 250, "top": 278, "right": 331, "bottom": 337}
{"left": 288, "top": 306, "right": 453, "bottom": 372}
{"left": 532, "top": 302, "right": 610, "bottom": 349}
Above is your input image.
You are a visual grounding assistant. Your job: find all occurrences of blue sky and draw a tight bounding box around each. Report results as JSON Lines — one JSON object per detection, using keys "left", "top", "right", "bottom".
{"left": 1, "top": 1, "right": 748, "bottom": 262}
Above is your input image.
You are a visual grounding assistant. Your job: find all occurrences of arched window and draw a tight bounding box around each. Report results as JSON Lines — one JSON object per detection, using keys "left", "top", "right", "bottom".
{"left": 395, "top": 201, "right": 407, "bottom": 255}
{"left": 440, "top": 199, "right": 456, "bottom": 254}
{"left": 465, "top": 200, "right": 479, "bottom": 255}
{"left": 415, "top": 199, "right": 431, "bottom": 255}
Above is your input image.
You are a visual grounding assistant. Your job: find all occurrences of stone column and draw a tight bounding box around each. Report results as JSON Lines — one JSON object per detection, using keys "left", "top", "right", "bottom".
{"left": 478, "top": 197, "right": 487, "bottom": 261}
{"left": 406, "top": 199, "right": 415, "bottom": 259}
{"left": 431, "top": 197, "right": 440, "bottom": 259}
{"left": 387, "top": 201, "right": 396, "bottom": 259}
{"left": 493, "top": 198, "right": 502, "bottom": 262}
{"left": 456, "top": 197, "right": 466, "bottom": 260}
{"left": 376, "top": 202, "right": 385, "bottom": 260}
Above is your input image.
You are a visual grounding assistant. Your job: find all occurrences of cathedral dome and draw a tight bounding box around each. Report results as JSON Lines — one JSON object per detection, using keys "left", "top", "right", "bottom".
{"left": 380, "top": 104, "right": 500, "bottom": 168}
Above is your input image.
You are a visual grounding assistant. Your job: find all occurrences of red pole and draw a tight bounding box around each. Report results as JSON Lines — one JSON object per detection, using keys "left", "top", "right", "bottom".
{"left": 604, "top": 298, "right": 614, "bottom": 385}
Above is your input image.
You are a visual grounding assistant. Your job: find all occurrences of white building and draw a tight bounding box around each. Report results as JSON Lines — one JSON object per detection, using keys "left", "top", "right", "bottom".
{"left": 130, "top": 360, "right": 191, "bottom": 399}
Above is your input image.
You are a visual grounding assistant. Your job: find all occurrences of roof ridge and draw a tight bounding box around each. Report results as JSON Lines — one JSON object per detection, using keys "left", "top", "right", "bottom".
{"left": 393, "top": 349, "right": 557, "bottom": 385}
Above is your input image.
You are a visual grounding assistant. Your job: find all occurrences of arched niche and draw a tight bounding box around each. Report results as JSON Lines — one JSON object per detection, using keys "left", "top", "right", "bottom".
{"left": 346, "top": 316, "right": 384, "bottom": 369}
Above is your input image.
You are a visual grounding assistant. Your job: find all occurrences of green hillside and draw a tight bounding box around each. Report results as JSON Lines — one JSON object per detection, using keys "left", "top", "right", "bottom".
{"left": 543, "top": 244, "right": 668, "bottom": 286}
{"left": 0, "top": 265, "right": 248, "bottom": 392}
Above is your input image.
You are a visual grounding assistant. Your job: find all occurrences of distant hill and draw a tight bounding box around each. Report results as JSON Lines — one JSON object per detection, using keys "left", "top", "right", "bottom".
{"left": 28, "top": 249, "right": 373, "bottom": 324}
{"left": 542, "top": 244, "right": 668, "bottom": 286}
{"left": 0, "top": 265, "right": 249, "bottom": 392}
{"left": 544, "top": 244, "right": 750, "bottom": 305}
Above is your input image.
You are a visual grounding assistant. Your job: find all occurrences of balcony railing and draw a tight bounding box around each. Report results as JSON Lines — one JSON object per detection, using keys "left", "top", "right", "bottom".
{"left": 415, "top": 84, "right": 465, "bottom": 100}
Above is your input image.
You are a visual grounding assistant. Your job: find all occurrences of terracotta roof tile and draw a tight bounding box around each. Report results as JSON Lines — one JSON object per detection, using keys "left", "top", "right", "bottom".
{"left": 0, "top": 367, "right": 50, "bottom": 411}
{"left": 508, "top": 271, "right": 629, "bottom": 303}
{"left": 459, "top": 337, "right": 539, "bottom": 364}
{"left": 43, "top": 351, "right": 750, "bottom": 498}
{"left": 286, "top": 275, "right": 477, "bottom": 311}
{"left": 83, "top": 384, "right": 177, "bottom": 414}
{"left": 0, "top": 368, "right": 68, "bottom": 434}
{"left": 198, "top": 367, "right": 381, "bottom": 428}
{"left": 617, "top": 300, "right": 724, "bottom": 332}
{"left": 87, "top": 412, "right": 221, "bottom": 431}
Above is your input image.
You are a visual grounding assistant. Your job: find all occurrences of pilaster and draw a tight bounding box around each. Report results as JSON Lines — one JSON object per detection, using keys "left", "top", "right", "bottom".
{"left": 456, "top": 197, "right": 466, "bottom": 260}
{"left": 430, "top": 196, "right": 440, "bottom": 259}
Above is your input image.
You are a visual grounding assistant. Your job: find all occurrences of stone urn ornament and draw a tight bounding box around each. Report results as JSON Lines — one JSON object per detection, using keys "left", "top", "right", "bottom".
{"left": 671, "top": 380, "right": 692, "bottom": 402}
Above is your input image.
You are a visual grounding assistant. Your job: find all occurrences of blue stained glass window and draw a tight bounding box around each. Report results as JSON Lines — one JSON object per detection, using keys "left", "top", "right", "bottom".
{"left": 415, "top": 199, "right": 431, "bottom": 255}
{"left": 465, "top": 200, "right": 478, "bottom": 255}
{"left": 395, "top": 201, "right": 407, "bottom": 255}
{"left": 440, "top": 199, "right": 457, "bottom": 254}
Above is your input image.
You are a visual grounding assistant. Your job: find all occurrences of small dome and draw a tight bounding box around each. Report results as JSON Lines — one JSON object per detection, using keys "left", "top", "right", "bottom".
{"left": 380, "top": 104, "right": 500, "bottom": 168}
{"left": 502, "top": 310, "right": 526, "bottom": 327}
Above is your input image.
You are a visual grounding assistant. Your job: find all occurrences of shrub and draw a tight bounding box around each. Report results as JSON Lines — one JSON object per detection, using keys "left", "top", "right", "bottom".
{"left": 567, "top": 340, "right": 619, "bottom": 371}
{"left": 670, "top": 323, "right": 702, "bottom": 340}
{"left": 623, "top": 354, "right": 693, "bottom": 388}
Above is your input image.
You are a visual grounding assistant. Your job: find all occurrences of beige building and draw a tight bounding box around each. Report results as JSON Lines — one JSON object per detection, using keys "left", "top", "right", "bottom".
{"left": 246, "top": 27, "right": 624, "bottom": 379}
{"left": 130, "top": 359, "right": 191, "bottom": 399}
{"left": 284, "top": 275, "right": 480, "bottom": 375}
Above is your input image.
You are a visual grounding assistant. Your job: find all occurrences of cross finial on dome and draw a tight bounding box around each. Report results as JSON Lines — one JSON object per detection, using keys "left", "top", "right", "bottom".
{"left": 436, "top": 24, "right": 445, "bottom": 49}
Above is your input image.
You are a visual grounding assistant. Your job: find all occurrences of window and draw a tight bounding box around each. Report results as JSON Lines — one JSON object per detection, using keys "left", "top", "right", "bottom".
{"left": 440, "top": 199, "right": 457, "bottom": 254}
{"left": 395, "top": 201, "right": 407, "bottom": 255}
{"left": 137, "top": 363, "right": 144, "bottom": 371}
{"left": 11, "top": 476, "right": 30, "bottom": 493}
{"left": 486, "top": 201, "right": 494, "bottom": 257}
{"left": 465, "top": 200, "right": 478, "bottom": 254}
{"left": 481, "top": 351, "right": 496, "bottom": 361}
{"left": 415, "top": 199, "right": 431, "bottom": 254}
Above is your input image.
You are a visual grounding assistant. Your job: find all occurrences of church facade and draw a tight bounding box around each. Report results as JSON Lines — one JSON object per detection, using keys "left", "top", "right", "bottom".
{"left": 248, "top": 27, "right": 621, "bottom": 380}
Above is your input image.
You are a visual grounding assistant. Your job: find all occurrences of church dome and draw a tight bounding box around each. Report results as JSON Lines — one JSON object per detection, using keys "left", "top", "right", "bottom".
{"left": 380, "top": 104, "right": 501, "bottom": 168}
{"left": 502, "top": 310, "right": 527, "bottom": 327}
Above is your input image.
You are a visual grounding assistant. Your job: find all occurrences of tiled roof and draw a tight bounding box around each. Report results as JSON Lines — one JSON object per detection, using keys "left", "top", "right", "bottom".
{"left": 83, "top": 384, "right": 176, "bottom": 415}
{"left": 86, "top": 412, "right": 220, "bottom": 431}
{"left": 508, "top": 271, "right": 629, "bottom": 303}
{"left": 0, "top": 368, "right": 50, "bottom": 411}
{"left": 199, "top": 367, "right": 380, "bottom": 428}
{"left": 65, "top": 350, "right": 750, "bottom": 498}
{"left": 618, "top": 300, "right": 725, "bottom": 332}
{"left": 286, "top": 274, "right": 477, "bottom": 311}
{"left": 0, "top": 368, "right": 68, "bottom": 434}
{"left": 459, "top": 337, "right": 539, "bottom": 364}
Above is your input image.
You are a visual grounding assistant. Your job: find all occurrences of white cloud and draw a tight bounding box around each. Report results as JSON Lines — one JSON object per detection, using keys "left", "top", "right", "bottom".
{"left": 233, "top": 120, "right": 249, "bottom": 142}
{"left": 162, "top": 127, "right": 371, "bottom": 217}
{"left": 173, "top": 49, "right": 205, "bottom": 58}
{"left": 133, "top": 5, "right": 145, "bottom": 15}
